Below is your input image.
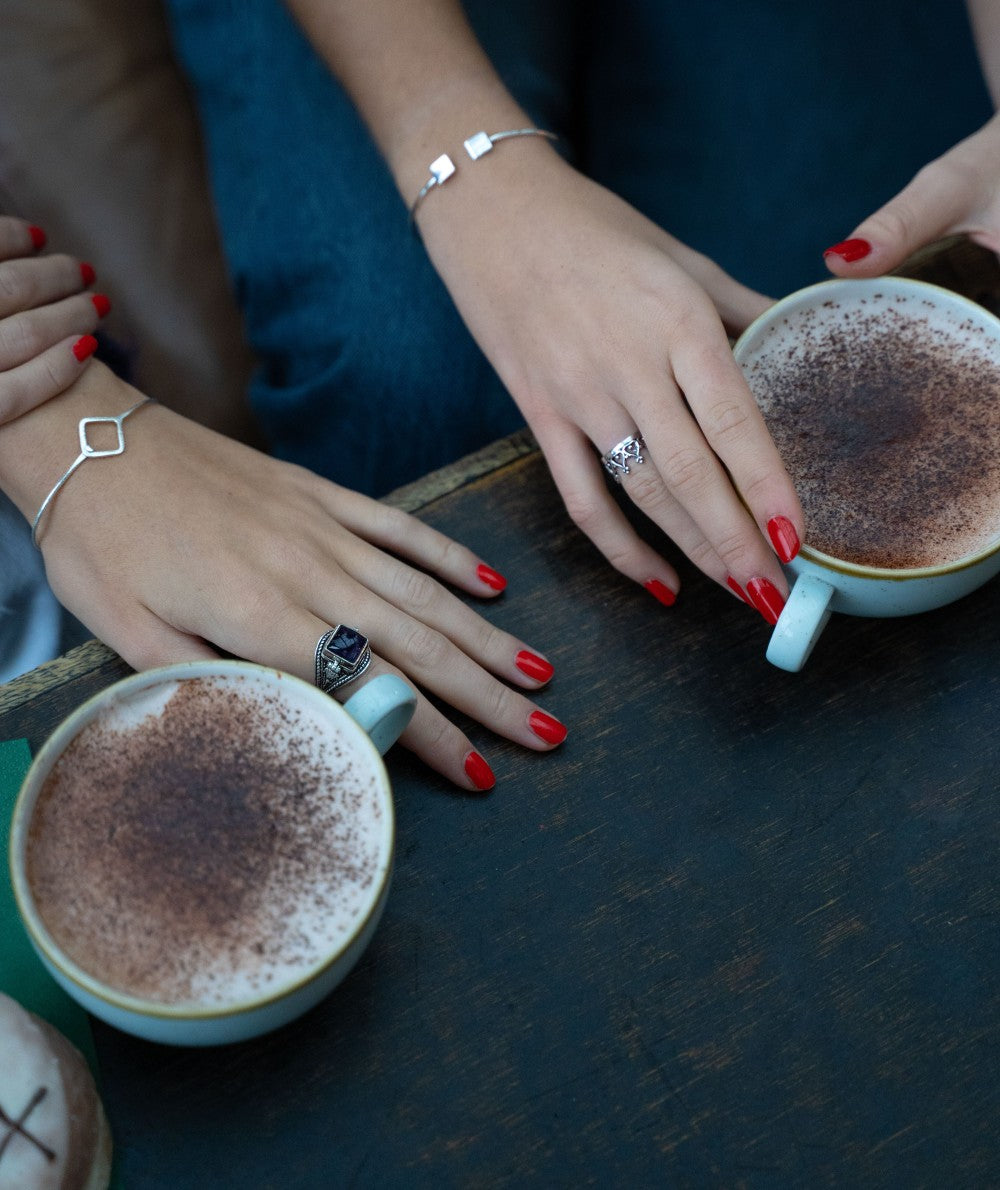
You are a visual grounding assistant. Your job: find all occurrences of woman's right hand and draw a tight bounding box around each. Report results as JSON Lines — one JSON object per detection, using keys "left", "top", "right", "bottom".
{"left": 3, "top": 362, "right": 564, "bottom": 792}
{"left": 418, "top": 152, "right": 802, "bottom": 624}
{"left": 0, "top": 217, "right": 108, "bottom": 424}
{"left": 284, "top": 0, "right": 803, "bottom": 623}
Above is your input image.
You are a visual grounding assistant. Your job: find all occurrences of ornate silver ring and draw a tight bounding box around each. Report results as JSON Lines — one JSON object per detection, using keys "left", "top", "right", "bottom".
{"left": 601, "top": 432, "right": 647, "bottom": 483}
{"left": 314, "top": 625, "right": 373, "bottom": 695}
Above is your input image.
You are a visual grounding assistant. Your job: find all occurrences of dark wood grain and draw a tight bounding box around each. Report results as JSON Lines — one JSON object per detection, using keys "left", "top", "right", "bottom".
{"left": 66, "top": 453, "right": 1000, "bottom": 1188}
{"left": 2, "top": 238, "right": 999, "bottom": 1187}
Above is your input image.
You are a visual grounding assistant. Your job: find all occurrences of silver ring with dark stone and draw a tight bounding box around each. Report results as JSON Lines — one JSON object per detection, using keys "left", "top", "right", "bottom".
{"left": 314, "top": 625, "right": 373, "bottom": 694}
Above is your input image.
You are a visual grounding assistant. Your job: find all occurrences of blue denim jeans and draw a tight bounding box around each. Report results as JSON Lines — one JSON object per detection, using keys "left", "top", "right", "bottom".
{"left": 164, "top": 0, "right": 991, "bottom": 496}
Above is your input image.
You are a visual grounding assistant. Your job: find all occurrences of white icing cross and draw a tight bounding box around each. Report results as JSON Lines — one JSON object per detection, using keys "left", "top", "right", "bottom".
{"left": 0, "top": 1087, "right": 56, "bottom": 1166}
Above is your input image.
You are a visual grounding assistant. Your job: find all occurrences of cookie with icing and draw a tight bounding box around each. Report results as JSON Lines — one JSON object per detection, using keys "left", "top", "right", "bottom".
{"left": 0, "top": 993, "right": 112, "bottom": 1190}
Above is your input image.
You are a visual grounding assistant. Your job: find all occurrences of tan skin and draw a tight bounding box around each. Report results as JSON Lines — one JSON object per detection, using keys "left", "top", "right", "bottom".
{"left": 0, "top": 218, "right": 107, "bottom": 425}
{"left": 287, "top": 0, "right": 1000, "bottom": 610}
{"left": 3, "top": 1, "right": 999, "bottom": 788}
{"left": 285, "top": 0, "right": 801, "bottom": 611}
{"left": 0, "top": 239, "right": 565, "bottom": 791}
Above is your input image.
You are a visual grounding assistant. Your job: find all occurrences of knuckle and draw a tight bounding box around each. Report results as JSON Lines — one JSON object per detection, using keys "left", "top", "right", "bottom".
{"left": 400, "top": 622, "right": 450, "bottom": 671}
{"left": 394, "top": 566, "right": 438, "bottom": 614}
{"left": 562, "top": 492, "right": 605, "bottom": 537}
{"left": 39, "top": 355, "right": 65, "bottom": 393}
{"left": 480, "top": 676, "right": 517, "bottom": 724}
{"left": 625, "top": 470, "right": 668, "bottom": 513}
{"left": 710, "top": 526, "right": 757, "bottom": 570}
{"left": 472, "top": 619, "right": 508, "bottom": 659}
{"left": 234, "top": 584, "right": 298, "bottom": 635}
{"left": 257, "top": 532, "right": 313, "bottom": 582}
{"left": 686, "top": 536, "right": 719, "bottom": 572}
{"left": 418, "top": 712, "right": 458, "bottom": 761}
{"left": 870, "top": 205, "right": 914, "bottom": 244}
{"left": 738, "top": 465, "right": 779, "bottom": 506}
{"left": 370, "top": 501, "right": 408, "bottom": 541}
{"left": 0, "top": 314, "right": 41, "bottom": 363}
{"left": 0, "top": 321, "right": 15, "bottom": 362}
{"left": 705, "top": 398, "right": 754, "bottom": 447}
{"left": 601, "top": 539, "right": 637, "bottom": 574}
{"left": 912, "top": 155, "right": 976, "bottom": 196}
{"left": 435, "top": 535, "right": 468, "bottom": 574}
{"left": 660, "top": 445, "right": 712, "bottom": 495}
{"left": 0, "top": 264, "right": 19, "bottom": 302}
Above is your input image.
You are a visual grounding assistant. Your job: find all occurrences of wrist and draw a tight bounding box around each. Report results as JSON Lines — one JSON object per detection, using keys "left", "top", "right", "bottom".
{"left": 0, "top": 364, "right": 139, "bottom": 519}
{"left": 386, "top": 78, "right": 534, "bottom": 206}
{"left": 408, "top": 125, "right": 559, "bottom": 224}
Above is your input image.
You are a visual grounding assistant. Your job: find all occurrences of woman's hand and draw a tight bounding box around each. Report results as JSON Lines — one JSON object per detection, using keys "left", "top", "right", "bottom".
{"left": 823, "top": 111, "right": 1000, "bottom": 276}
{"left": 419, "top": 149, "right": 803, "bottom": 623}
{"left": 7, "top": 364, "right": 563, "bottom": 792}
{"left": 0, "top": 217, "right": 109, "bottom": 424}
{"left": 284, "top": 0, "right": 804, "bottom": 624}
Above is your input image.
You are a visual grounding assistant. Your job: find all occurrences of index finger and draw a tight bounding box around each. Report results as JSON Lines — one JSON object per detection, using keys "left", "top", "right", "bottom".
{"left": 667, "top": 320, "right": 805, "bottom": 558}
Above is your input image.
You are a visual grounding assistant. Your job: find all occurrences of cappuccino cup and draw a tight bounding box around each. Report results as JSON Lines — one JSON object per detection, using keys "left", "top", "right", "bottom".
{"left": 734, "top": 276, "right": 1000, "bottom": 671}
{"left": 9, "top": 661, "right": 416, "bottom": 1045}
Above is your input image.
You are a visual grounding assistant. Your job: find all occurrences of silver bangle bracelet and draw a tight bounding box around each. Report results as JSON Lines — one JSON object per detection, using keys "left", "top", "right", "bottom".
{"left": 408, "top": 127, "right": 558, "bottom": 223}
{"left": 31, "top": 397, "right": 155, "bottom": 548}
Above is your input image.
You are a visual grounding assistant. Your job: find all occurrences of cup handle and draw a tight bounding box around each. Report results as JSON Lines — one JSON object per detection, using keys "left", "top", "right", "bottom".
{"left": 765, "top": 574, "right": 835, "bottom": 672}
{"left": 342, "top": 674, "right": 417, "bottom": 755}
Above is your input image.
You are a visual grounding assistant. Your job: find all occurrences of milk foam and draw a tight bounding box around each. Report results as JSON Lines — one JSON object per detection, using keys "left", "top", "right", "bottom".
{"left": 739, "top": 285, "right": 1000, "bottom": 569}
{"left": 26, "top": 673, "right": 390, "bottom": 1009}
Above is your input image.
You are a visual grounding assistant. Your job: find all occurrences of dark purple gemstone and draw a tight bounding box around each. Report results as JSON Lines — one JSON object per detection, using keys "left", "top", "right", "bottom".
{"left": 329, "top": 626, "right": 366, "bottom": 666}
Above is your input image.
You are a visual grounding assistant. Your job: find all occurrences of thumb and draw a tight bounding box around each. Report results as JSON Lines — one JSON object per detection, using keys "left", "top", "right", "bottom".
{"left": 822, "top": 164, "right": 967, "bottom": 278}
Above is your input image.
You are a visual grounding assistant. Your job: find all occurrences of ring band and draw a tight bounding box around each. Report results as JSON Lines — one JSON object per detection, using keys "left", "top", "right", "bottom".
{"left": 314, "top": 625, "right": 372, "bottom": 694}
{"left": 602, "top": 432, "right": 647, "bottom": 483}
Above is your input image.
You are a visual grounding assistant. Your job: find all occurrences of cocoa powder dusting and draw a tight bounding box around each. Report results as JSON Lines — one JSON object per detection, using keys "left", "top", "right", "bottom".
{"left": 26, "top": 677, "right": 383, "bottom": 1005}
{"left": 745, "top": 304, "right": 1000, "bottom": 568}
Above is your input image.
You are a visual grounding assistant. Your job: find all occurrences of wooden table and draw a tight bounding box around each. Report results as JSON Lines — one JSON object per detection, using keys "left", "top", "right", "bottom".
{"left": 3, "top": 242, "right": 1000, "bottom": 1186}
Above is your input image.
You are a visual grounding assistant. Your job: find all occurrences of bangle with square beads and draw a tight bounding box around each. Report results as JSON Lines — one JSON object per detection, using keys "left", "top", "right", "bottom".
{"left": 408, "top": 127, "right": 558, "bottom": 223}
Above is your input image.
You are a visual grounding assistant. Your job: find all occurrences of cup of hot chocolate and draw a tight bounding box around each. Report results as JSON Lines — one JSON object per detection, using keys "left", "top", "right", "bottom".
{"left": 9, "top": 660, "right": 416, "bottom": 1045}
{"left": 733, "top": 276, "right": 1000, "bottom": 671}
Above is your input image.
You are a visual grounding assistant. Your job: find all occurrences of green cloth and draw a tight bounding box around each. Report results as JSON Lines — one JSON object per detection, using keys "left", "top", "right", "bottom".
{"left": 0, "top": 737, "right": 99, "bottom": 1062}
{"left": 1, "top": 738, "right": 122, "bottom": 1188}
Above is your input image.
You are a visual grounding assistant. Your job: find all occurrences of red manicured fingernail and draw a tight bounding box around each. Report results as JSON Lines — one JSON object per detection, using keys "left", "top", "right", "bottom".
{"left": 746, "top": 577, "right": 786, "bottom": 626}
{"left": 644, "top": 578, "right": 677, "bottom": 607}
{"left": 528, "top": 710, "right": 567, "bottom": 746}
{"left": 767, "top": 515, "right": 800, "bottom": 563}
{"left": 464, "top": 750, "right": 496, "bottom": 791}
{"left": 727, "top": 576, "right": 751, "bottom": 605}
{"left": 79, "top": 261, "right": 96, "bottom": 286}
{"left": 516, "top": 650, "right": 554, "bottom": 682}
{"left": 476, "top": 563, "right": 507, "bottom": 591}
{"left": 27, "top": 225, "right": 46, "bottom": 250}
{"left": 91, "top": 293, "right": 111, "bottom": 318}
{"left": 72, "top": 334, "right": 98, "bottom": 362}
{"left": 823, "top": 238, "right": 871, "bottom": 263}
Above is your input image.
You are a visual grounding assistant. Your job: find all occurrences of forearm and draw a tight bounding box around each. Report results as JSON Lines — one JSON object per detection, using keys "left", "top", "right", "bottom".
{"left": 282, "top": 0, "right": 533, "bottom": 202}
{"left": 967, "top": 0, "right": 1000, "bottom": 109}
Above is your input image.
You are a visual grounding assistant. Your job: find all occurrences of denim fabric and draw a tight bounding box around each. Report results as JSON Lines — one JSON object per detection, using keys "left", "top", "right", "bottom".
{"left": 163, "top": 0, "right": 992, "bottom": 496}
{"left": 0, "top": 494, "right": 62, "bottom": 683}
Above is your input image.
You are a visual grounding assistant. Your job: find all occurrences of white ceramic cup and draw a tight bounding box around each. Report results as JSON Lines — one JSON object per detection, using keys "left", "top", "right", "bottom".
{"left": 733, "top": 276, "right": 1000, "bottom": 672}
{"left": 9, "top": 661, "right": 416, "bottom": 1045}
